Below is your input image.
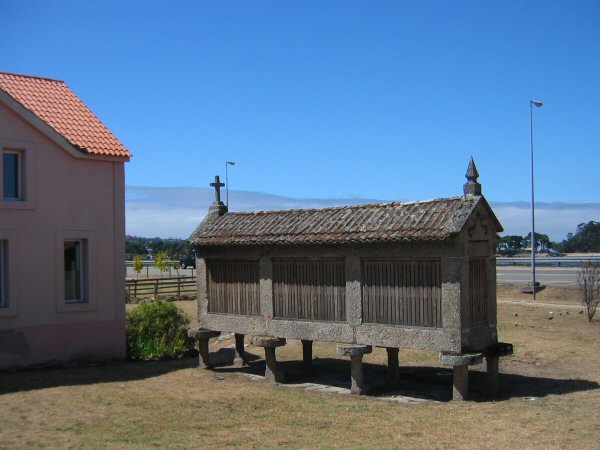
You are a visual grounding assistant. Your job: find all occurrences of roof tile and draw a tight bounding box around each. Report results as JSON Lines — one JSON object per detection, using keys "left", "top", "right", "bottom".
{"left": 190, "top": 196, "right": 489, "bottom": 247}
{"left": 0, "top": 72, "right": 131, "bottom": 158}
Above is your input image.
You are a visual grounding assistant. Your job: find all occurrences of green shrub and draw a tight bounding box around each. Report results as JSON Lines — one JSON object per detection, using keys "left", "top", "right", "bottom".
{"left": 126, "top": 299, "right": 193, "bottom": 360}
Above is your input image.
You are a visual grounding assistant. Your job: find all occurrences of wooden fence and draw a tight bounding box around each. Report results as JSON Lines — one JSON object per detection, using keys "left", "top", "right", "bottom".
{"left": 126, "top": 276, "right": 197, "bottom": 302}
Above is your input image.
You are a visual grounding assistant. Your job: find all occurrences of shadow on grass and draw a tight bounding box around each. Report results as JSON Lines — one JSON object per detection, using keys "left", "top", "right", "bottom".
{"left": 2, "top": 352, "right": 598, "bottom": 403}
{"left": 0, "top": 357, "right": 198, "bottom": 395}
{"left": 213, "top": 355, "right": 600, "bottom": 402}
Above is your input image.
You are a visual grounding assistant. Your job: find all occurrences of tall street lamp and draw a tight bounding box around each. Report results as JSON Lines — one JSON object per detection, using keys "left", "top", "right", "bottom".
{"left": 530, "top": 99, "right": 543, "bottom": 300}
{"left": 225, "top": 161, "right": 235, "bottom": 208}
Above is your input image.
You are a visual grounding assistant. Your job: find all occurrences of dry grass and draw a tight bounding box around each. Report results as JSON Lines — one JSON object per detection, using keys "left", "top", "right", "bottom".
{"left": 2, "top": 287, "right": 600, "bottom": 449}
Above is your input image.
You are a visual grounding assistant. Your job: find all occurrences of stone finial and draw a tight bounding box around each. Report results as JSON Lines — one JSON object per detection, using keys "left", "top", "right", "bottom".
{"left": 463, "top": 157, "right": 482, "bottom": 196}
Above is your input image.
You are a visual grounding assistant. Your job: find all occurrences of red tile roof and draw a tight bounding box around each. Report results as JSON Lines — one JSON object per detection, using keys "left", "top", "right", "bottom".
{"left": 190, "top": 195, "right": 501, "bottom": 247}
{"left": 0, "top": 72, "right": 131, "bottom": 158}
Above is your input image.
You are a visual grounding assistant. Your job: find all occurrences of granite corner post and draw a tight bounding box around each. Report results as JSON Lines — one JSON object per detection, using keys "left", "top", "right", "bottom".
{"left": 345, "top": 255, "right": 362, "bottom": 331}
{"left": 486, "top": 239, "right": 499, "bottom": 336}
{"left": 259, "top": 255, "right": 274, "bottom": 323}
{"left": 196, "top": 257, "right": 209, "bottom": 324}
{"left": 441, "top": 256, "right": 464, "bottom": 353}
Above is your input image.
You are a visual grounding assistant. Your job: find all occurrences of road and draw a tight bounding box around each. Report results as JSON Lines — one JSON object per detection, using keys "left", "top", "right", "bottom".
{"left": 497, "top": 266, "right": 579, "bottom": 286}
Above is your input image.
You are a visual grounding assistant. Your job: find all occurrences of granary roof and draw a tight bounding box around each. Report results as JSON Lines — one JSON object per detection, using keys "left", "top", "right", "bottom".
{"left": 0, "top": 72, "right": 131, "bottom": 159}
{"left": 190, "top": 195, "right": 503, "bottom": 247}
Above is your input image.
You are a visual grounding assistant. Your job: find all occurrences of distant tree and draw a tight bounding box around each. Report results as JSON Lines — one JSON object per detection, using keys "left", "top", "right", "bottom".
{"left": 524, "top": 232, "right": 557, "bottom": 253}
{"left": 497, "top": 235, "right": 525, "bottom": 256}
{"left": 172, "top": 260, "right": 181, "bottom": 277}
{"left": 125, "top": 240, "right": 147, "bottom": 259}
{"left": 577, "top": 262, "right": 600, "bottom": 322}
{"left": 153, "top": 252, "right": 170, "bottom": 275}
{"left": 126, "top": 236, "right": 190, "bottom": 260}
{"left": 561, "top": 221, "right": 600, "bottom": 253}
{"left": 132, "top": 255, "right": 144, "bottom": 276}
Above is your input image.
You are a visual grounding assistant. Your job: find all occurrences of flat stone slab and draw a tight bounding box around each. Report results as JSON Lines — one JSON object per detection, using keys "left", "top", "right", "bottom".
{"left": 251, "top": 336, "right": 286, "bottom": 348}
{"left": 188, "top": 328, "right": 221, "bottom": 339}
{"left": 336, "top": 344, "right": 372, "bottom": 356}
{"left": 439, "top": 352, "right": 483, "bottom": 366}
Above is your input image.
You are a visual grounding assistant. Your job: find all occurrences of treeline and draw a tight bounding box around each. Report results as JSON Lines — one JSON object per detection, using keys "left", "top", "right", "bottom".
{"left": 498, "top": 221, "right": 600, "bottom": 255}
{"left": 125, "top": 236, "right": 191, "bottom": 260}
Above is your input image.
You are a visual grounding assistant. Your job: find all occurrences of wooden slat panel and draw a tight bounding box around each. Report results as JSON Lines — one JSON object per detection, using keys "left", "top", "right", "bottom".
{"left": 273, "top": 259, "right": 345, "bottom": 322}
{"left": 362, "top": 259, "right": 442, "bottom": 328}
{"left": 469, "top": 258, "right": 487, "bottom": 325}
{"left": 207, "top": 260, "right": 260, "bottom": 316}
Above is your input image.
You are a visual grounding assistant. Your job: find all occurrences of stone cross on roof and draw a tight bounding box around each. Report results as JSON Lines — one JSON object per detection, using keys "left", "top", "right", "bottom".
{"left": 210, "top": 175, "right": 225, "bottom": 203}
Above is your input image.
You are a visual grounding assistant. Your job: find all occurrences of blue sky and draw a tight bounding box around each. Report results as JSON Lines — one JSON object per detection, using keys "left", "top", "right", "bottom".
{"left": 2, "top": 1, "right": 599, "bottom": 238}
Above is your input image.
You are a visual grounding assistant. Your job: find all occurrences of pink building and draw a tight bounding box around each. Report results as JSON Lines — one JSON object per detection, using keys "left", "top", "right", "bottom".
{"left": 0, "top": 72, "right": 131, "bottom": 369}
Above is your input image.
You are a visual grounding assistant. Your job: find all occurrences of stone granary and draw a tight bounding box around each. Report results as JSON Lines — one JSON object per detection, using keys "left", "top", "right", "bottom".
{"left": 188, "top": 159, "right": 512, "bottom": 400}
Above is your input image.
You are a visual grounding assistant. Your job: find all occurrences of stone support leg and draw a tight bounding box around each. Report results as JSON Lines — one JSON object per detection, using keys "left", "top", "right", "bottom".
{"left": 264, "top": 347, "right": 285, "bottom": 383}
{"left": 234, "top": 333, "right": 250, "bottom": 366}
{"left": 350, "top": 354, "right": 367, "bottom": 394}
{"left": 486, "top": 355, "right": 500, "bottom": 398}
{"left": 251, "top": 336, "right": 286, "bottom": 384}
{"left": 198, "top": 338, "right": 212, "bottom": 369}
{"left": 301, "top": 339, "right": 313, "bottom": 371}
{"left": 336, "top": 344, "right": 372, "bottom": 395}
{"left": 187, "top": 327, "right": 220, "bottom": 370}
{"left": 385, "top": 347, "right": 400, "bottom": 386}
{"left": 440, "top": 352, "right": 482, "bottom": 401}
{"left": 452, "top": 365, "right": 469, "bottom": 401}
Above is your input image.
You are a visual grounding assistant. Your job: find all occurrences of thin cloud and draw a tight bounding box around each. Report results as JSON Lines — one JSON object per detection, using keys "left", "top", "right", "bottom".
{"left": 126, "top": 186, "right": 599, "bottom": 242}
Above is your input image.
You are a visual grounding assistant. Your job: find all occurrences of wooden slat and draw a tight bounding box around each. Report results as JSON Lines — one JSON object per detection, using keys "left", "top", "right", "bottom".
{"left": 273, "top": 259, "right": 345, "bottom": 322}
{"left": 361, "top": 259, "right": 442, "bottom": 328}
{"left": 207, "top": 260, "right": 260, "bottom": 315}
{"left": 469, "top": 258, "right": 487, "bottom": 325}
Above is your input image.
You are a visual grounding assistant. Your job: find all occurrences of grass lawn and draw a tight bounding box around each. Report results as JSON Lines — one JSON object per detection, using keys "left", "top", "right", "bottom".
{"left": 2, "top": 286, "right": 600, "bottom": 449}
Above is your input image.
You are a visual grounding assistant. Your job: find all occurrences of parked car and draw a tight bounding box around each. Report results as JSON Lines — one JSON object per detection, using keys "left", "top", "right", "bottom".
{"left": 179, "top": 254, "right": 196, "bottom": 269}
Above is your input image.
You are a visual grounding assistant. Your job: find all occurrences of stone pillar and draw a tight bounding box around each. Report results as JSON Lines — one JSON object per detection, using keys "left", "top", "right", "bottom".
{"left": 452, "top": 365, "right": 469, "bottom": 401}
{"left": 336, "top": 344, "right": 372, "bottom": 395}
{"left": 234, "top": 333, "right": 250, "bottom": 366}
{"left": 196, "top": 258, "right": 209, "bottom": 319}
{"left": 486, "top": 355, "right": 500, "bottom": 397}
{"left": 441, "top": 257, "right": 464, "bottom": 353}
{"left": 385, "top": 347, "right": 400, "bottom": 386}
{"left": 344, "top": 256, "right": 362, "bottom": 326}
{"left": 440, "top": 352, "right": 483, "bottom": 401}
{"left": 484, "top": 342, "right": 512, "bottom": 398}
{"left": 188, "top": 328, "right": 221, "bottom": 370}
{"left": 251, "top": 336, "right": 286, "bottom": 383}
{"left": 301, "top": 339, "right": 313, "bottom": 371}
{"left": 259, "top": 256, "right": 273, "bottom": 320}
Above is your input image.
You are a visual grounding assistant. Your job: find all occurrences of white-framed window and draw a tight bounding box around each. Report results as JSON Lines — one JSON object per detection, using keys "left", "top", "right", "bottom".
{"left": 2, "top": 150, "right": 23, "bottom": 201}
{"left": 64, "top": 239, "right": 87, "bottom": 303}
{"left": 0, "top": 240, "right": 7, "bottom": 308}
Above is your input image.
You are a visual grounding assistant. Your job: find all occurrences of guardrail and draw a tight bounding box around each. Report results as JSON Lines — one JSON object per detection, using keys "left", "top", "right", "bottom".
{"left": 498, "top": 256, "right": 600, "bottom": 267}
{"left": 125, "top": 276, "right": 196, "bottom": 302}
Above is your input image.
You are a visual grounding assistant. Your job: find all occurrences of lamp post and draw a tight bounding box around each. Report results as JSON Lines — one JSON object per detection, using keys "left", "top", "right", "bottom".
{"left": 225, "top": 161, "right": 235, "bottom": 208}
{"left": 530, "top": 100, "right": 543, "bottom": 300}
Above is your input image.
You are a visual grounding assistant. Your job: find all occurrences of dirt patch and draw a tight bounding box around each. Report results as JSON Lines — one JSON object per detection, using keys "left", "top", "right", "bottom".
{"left": 497, "top": 284, "right": 582, "bottom": 305}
